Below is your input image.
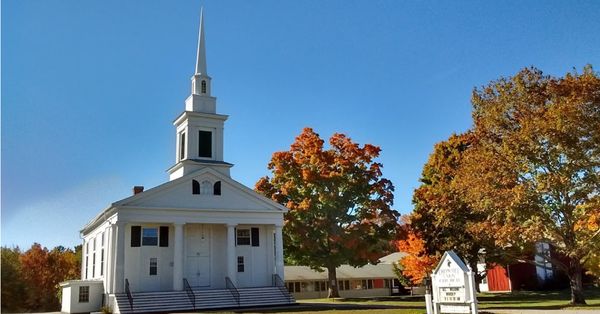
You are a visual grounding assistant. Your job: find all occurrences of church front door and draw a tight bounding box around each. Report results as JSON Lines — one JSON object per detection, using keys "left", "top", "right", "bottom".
{"left": 185, "top": 224, "right": 211, "bottom": 287}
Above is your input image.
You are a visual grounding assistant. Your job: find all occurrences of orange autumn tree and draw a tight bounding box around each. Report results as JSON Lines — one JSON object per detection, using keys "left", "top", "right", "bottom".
{"left": 395, "top": 220, "right": 438, "bottom": 285}
{"left": 457, "top": 66, "right": 600, "bottom": 304}
{"left": 256, "top": 127, "right": 399, "bottom": 298}
{"left": 17, "top": 243, "right": 80, "bottom": 311}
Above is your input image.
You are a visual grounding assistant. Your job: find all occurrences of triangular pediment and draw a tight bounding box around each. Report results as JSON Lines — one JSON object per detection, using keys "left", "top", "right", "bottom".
{"left": 114, "top": 168, "right": 288, "bottom": 212}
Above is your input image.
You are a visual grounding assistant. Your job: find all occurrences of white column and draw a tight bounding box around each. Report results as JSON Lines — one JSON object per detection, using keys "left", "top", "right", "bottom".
{"left": 173, "top": 223, "right": 185, "bottom": 290}
{"left": 105, "top": 225, "right": 113, "bottom": 294}
{"left": 114, "top": 222, "right": 126, "bottom": 293}
{"left": 108, "top": 225, "right": 117, "bottom": 293}
{"left": 81, "top": 239, "right": 87, "bottom": 279}
{"left": 274, "top": 225, "right": 284, "bottom": 280}
{"left": 226, "top": 224, "right": 237, "bottom": 285}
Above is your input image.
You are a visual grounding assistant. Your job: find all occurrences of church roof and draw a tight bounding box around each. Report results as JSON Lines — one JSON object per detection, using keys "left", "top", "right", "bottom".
{"left": 81, "top": 167, "right": 288, "bottom": 233}
{"left": 115, "top": 167, "right": 288, "bottom": 211}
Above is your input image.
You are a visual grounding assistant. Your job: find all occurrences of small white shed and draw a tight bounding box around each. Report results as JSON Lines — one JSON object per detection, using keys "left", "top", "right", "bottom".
{"left": 60, "top": 280, "right": 104, "bottom": 313}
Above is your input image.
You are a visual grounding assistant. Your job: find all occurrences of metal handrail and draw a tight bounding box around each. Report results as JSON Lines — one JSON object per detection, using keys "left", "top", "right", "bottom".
{"left": 272, "top": 273, "right": 292, "bottom": 300}
{"left": 183, "top": 278, "right": 196, "bottom": 309}
{"left": 225, "top": 277, "right": 240, "bottom": 306}
{"left": 125, "top": 278, "right": 133, "bottom": 311}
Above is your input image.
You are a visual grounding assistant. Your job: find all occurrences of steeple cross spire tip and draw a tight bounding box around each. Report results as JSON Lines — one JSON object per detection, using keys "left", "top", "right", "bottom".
{"left": 194, "top": 7, "right": 207, "bottom": 76}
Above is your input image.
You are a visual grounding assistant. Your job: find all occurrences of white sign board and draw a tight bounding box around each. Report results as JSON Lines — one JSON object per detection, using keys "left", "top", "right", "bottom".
{"left": 439, "top": 304, "right": 471, "bottom": 313}
{"left": 439, "top": 287, "right": 465, "bottom": 303}
{"left": 430, "top": 251, "right": 478, "bottom": 314}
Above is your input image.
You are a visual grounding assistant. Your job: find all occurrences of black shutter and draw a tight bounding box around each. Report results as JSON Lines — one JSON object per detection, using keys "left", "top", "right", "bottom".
{"left": 159, "top": 226, "right": 169, "bottom": 247}
{"left": 192, "top": 180, "right": 200, "bottom": 194}
{"left": 251, "top": 227, "right": 259, "bottom": 247}
{"left": 131, "top": 226, "right": 141, "bottom": 247}
{"left": 213, "top": 181, "right": 221, "bottom": 195}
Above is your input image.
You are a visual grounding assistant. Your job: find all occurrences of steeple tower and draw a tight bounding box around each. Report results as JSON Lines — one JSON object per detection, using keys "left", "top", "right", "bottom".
{"left": 187, "top": 8, "right": 215, "bottom": 113}
{"left": 168, "top": 9, "right": 231, "bottom": 181}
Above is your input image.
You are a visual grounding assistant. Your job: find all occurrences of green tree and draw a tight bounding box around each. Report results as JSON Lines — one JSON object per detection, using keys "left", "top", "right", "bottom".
{"left": 1, "top": 246, "right": 26, "bottom": 312}
{"left": 256, "top": 127, "right": 399, "bottom": 298}
{"left": 457, "top": 66, "right": 600, "bottom": 304}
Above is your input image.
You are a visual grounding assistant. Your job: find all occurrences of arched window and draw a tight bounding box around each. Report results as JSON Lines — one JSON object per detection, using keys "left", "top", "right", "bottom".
{"left": 201, "top": 80, "right": 207, "bottom": 94}
{"left": 213, "top": 181, "right": 221, "bottom": 195}
{"left": 192, "top": 180, "right": 200, "bottom": 195}
{"left": 200, "top": 180, "right": 212, "bottom": 195}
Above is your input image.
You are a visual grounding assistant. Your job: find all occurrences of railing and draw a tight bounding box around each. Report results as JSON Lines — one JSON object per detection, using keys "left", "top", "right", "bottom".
{"left": 125, "top": 278, "right": 133, "bottom": 311}
{"left": 272, "top": 273, "right": 292, "bottom": 300}
{"left": 225, "top": 276, "right": 240, "bottom": 306}
{"left": 183, "top": 278, "right": 196, "bottom": 309}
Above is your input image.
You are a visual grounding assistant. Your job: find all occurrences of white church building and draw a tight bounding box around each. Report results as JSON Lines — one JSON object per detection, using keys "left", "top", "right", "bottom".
{"left": 60, "top": 10, "right": 294, "bottom": 314}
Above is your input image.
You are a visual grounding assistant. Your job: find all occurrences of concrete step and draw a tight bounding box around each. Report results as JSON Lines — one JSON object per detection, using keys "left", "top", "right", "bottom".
{"left": 114, "top": 286, "right": 295, "bottom": 313}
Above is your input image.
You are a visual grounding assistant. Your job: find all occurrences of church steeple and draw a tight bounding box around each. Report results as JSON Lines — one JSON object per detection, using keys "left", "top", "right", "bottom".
{"left": 187, "top": 8, "right": 215, "bottom": 112}
{"left": 169, "top": 8, "right": 231, "bottom": 181}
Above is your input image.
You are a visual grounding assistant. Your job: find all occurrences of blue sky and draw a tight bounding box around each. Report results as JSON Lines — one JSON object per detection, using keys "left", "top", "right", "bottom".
{"left": 3, "top": 0, "right": 600, "bottom": 249}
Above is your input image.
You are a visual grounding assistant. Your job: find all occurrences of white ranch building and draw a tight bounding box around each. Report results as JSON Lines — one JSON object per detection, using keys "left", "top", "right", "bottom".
{"left": 61, "top": 10, "right": 294, "bottom": 313}
{"left": 283, "top": 252, "right": 424, "bottom": 299}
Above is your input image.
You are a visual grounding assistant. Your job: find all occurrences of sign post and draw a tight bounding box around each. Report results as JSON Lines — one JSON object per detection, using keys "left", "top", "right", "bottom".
{"left": 431, "top": 251, "right": 478, "bottom": 314}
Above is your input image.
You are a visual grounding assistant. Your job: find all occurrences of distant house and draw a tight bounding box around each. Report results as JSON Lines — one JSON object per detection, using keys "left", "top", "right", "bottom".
{"left": 284, "top": 252, "right": 407, "bottom": 299}
{"left": 60, "top": 10, "right": 294, "bottom": 314}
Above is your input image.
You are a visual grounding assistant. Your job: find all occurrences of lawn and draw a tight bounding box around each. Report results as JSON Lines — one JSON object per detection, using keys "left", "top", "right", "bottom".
{"left": 477, "top": 288, "right": 600, "bottom": 310}
{"left": 207, "top": 287, "right": 600, "bottom": 313}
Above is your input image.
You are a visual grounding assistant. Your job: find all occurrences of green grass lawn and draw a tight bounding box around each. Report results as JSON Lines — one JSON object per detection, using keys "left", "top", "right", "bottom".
{"left": 207, "top": 288, "right": 600, "bottom": 314}
{"left": 477, "top": 288, "right": 600, "bottom": 310}
{"left": 207, "top": 287, "right": 600, "bottom": 313}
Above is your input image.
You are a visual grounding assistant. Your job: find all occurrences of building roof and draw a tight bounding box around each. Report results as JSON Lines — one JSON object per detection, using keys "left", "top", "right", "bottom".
{"left": 285, "top": 263, "right": 396, "bottom": 281}
{"left": 378, "top": 251, "right": 408, "bottom": 264}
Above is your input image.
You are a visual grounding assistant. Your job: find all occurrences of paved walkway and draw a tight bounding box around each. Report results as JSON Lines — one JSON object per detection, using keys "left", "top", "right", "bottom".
{"left": 487, "top": 310, "right": 600, "bottom": 314}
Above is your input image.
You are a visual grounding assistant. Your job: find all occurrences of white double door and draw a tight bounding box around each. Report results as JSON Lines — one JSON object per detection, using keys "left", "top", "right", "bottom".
{"left": 185, "top": 224, "right": 211, "bottom": 287}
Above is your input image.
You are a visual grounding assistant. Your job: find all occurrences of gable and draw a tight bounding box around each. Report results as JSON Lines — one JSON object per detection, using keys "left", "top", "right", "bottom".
{"left": 116, "top": 168, "right": 286, "bottom": 212}
{"left": 433, "top": 250, "right": 469, "bottom": 274}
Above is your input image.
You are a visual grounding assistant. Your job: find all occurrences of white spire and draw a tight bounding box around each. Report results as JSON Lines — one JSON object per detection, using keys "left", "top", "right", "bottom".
{"left": 187, "top": 7, "right": 215, "bottom": 112}
{"left": 195, "top": 8, "right": 207, "bottom": 75}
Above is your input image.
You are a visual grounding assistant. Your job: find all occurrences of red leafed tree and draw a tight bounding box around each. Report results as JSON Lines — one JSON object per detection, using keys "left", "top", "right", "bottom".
{"left": 256, "top": 127, "right": 399, "bottom": 298}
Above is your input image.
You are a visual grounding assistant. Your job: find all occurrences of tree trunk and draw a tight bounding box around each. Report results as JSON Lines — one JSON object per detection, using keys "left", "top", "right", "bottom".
{"left": 327, "top": 265, "right": 340, "bottom": 298}
{"left": 568, "top": 261, "right": 586, "bottom": 305}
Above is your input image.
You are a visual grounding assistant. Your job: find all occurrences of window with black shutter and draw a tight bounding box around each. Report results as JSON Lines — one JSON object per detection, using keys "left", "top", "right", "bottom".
{"left": 236, "top": 229, "right": 250, "bottom": 245}
{"left": 251, "top": 227, "right": 259, "bottom": 247}
{"left": 131, "top": 226, "right": 141, "bottom": 247}
{"left": 213, "top": 181, "right": 221, "bottom": 195}
{"left": 159, "top": 226, "right": 169, "bottom": 247}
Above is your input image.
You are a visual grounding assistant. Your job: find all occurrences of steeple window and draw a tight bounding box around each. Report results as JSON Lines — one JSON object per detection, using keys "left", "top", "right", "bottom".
{"left": 198, "top": 131, "right": 212, "bottom": 158}
{"left": 179, "top": 132, "right": 186, "bottom": 160}
{"left": 201, "top": 80, "right": 207, "bottom": 94}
